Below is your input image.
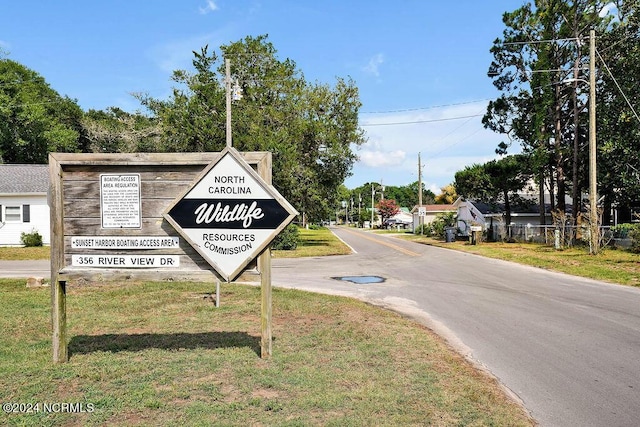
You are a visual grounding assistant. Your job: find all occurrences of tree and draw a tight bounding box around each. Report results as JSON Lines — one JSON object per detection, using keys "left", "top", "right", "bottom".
{"left": 455, "top": 155, "right": 533, "bottom": 224}
{"left": 485, "top": 155, "right": 533, "bottom": 224}
{"left": 382, "top": 182, "right": 435, "bottom": 208}
{"left": 485, "top": 1, "right": 608, "bottom": 221}
{"left": 137, "top": 35, "right": 365, "bottom": 223}
{"left": 376, "top": 199, "right": 400, "bottom": 225}
{"left": 0, "top": 59, "right": 84, "bottom": 163}
{"left": 597, "top": 2, "right": 640, "bottom": 224}
{"left": 435, "top": 184, "right": 458, "bottom": 204}
{"left": 82, "top": 107, "right": 161, "bottom": 153}
{"left": 454, "top": 163, "right": 494, "bottom": 202}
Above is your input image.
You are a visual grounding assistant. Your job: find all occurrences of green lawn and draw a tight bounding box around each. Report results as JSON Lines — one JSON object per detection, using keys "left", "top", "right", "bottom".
{"left": 402, "top": 234, "right": 640, "bottom": 286}
{"left": 0, "top": 246, "right": 49, "bottom": 260}
{"left": 272, "top": 226, "right": 353, "bottom": 258}
{"left": 0, "top": 279, "right": 533, "bottom": 426}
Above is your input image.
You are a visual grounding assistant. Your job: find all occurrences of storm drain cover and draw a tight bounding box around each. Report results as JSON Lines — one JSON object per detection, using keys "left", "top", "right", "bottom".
{"left": 333, "top": 276, "right": 385, "bottom": 284}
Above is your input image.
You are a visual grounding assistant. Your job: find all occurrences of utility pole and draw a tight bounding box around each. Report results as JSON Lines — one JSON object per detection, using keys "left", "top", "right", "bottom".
{"left": 371, "top": 184, "right": 375, "bottom": 228}
{"left": 418, "top": 153, "right": 423, "bottom": 206}
{"left": 225, "top": 58, "right": 232, "bottom": 148}
{"left": 418, "top": 152, "right": 423, "bottom": 233}
{"left": 589, "top": 28, "right": 598, "bottom": 254}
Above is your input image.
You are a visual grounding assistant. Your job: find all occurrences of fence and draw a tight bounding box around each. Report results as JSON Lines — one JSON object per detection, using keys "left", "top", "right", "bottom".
{"left": 488, "top": 224, "right": 615, "bottom": 246}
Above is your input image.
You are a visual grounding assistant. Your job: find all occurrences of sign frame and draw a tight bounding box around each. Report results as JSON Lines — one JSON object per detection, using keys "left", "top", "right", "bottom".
{"left": 48, "top": 151, "right": 288, "bottom": 363}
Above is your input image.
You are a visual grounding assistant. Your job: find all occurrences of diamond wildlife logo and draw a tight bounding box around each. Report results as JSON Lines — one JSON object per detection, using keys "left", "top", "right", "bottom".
{"left": 164, "top": 147, "right": 298, "bottom": 281}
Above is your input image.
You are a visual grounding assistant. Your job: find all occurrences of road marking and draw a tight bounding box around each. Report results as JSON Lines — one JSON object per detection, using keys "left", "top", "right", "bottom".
{"left": 341, "top": 228, "right": 421, "bottom": 257}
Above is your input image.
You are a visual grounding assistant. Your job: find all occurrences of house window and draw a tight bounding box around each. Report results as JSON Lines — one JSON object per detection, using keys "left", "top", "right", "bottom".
{"left": 4, "top": 206, "right": 22, "bottom": 222}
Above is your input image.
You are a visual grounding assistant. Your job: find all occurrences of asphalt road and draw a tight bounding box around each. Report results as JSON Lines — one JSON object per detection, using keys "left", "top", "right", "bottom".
{"left": 271, "top": 227, "right": 640, "bottom": 427}
{"left": 0, "top": 260, "right": 50, "bottom": 278}
{"left": 3, "top": 229, "right": 640, "bottom": 426}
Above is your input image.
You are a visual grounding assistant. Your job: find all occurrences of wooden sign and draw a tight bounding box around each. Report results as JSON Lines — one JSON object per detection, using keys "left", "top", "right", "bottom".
{"left": 48, "top": 151, "right": 286, "bottom": 363}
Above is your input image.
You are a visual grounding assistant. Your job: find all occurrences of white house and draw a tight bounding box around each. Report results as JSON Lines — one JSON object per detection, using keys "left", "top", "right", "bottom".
{"left": 385, "top": 207, "right": 413, "bottom": 229}
{"left": 410, "top": 201, "right": 459, "bottom": 233}
{"left": 0, "top": 164, "right": 50, "bottom": 246}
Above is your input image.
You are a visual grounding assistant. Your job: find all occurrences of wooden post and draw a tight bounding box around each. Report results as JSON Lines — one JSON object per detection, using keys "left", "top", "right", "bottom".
{"left": 257, "top": 152, "right": 273, "bottom": 358}
{"left": 259, "top": 249, "right": 272, "bottom": 358}
{"left": 49, "top": 154, "right": 68, "bottom": 362}
{"left": 52, "top": 280, "right": 67, "bottom": 362}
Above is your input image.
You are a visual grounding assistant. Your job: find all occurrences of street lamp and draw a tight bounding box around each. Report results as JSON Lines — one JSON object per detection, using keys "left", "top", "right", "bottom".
{"left": 563, "top": 29, "right": 598, "bottom": 254}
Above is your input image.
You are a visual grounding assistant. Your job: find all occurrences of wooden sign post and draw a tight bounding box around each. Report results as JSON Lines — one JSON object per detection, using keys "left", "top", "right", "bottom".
{"left": 49, "top": 150, "right": 296, "bottom": 362}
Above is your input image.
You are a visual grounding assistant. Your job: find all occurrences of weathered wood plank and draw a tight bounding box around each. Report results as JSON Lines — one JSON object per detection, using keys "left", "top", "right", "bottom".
{"left": 48, "top": 154, "right": 68, "bottom": 363}
{"left": 62, "top": 180, "right": 193, "bottom": 200}
{"left": 58, "top": 267, "right": 260, "bottom": 283}
{"left": 60, "top": 165, "right": 205, "bottom": 180}
{"left": 259, "top": 249, "right": 272, "bottom": 358}
{"left": 51, "top": 151, "right": 269, "bottom": 165}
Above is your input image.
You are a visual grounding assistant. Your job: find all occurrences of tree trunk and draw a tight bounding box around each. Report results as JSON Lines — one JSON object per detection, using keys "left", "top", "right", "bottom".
{"left": 539, "top": 167, "right": 546, "bottom": 225}
{"left": 555, "top": 85, "right": 567, "bottom": 213}
{"left": 503, "top": 189, "right": 511, "bottom": 226}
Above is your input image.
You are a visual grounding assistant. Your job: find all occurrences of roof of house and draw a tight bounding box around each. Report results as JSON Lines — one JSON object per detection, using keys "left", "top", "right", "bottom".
{"left": 465, "top": 199, "right": 572, "bottom": 216}
{"left": 0, "top": 164, "right": 49, "bottom": 194}
{"left": 411, "top": 204, "right": 457, "bottom": 213}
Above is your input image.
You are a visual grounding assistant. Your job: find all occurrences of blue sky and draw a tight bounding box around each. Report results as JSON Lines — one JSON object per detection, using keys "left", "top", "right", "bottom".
{"left": 1, "top": 1, "right": 527, "bottom": 193}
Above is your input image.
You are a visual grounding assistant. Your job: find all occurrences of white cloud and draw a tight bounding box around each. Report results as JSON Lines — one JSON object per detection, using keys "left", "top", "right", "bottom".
{"left": 362, "top": 53, "right": 384, "bottom": 77}
{"left": 345, "top": 100, "right": 509, "bottom": 189}
{"left": 199, "top": 0, "right": 219, "bottom": 15}
{"left": 360, "top": 149, "right": 406, "bottom": 167}
{"left": 599, "top": 2, "right": 617, "bottom": 17}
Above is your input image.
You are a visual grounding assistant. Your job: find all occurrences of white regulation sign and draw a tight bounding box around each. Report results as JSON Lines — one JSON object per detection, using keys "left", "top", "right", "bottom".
{"left": 72, "top": 255, "right": 180, "bottom": 268}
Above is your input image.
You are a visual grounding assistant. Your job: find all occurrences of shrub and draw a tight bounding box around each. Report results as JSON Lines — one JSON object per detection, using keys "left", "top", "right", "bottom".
{"left": 627, "top": 224, "right": 640, "bottom": 253}
{"left": 431, "top": 211, "right": 457, "bottom": 239}
{"left": 21, "top": 229, "right": 43, "bottom": 247}
{"left": 611, "top": 223, "right": 634, "bottom": 239}
{"left": 271, "top": 224, "right": 300, "bottom": 250}
{"left": 415, "top": 223, "right": 432, "bottom": 236}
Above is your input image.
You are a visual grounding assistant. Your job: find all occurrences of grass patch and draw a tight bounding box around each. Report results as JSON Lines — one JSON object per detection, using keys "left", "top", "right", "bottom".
{"left": 0, "top": 246, "right": 50, "bottom": 260}
{"left": 272, "top": 226, "right": 352, "bottom": 258}
{"left": 402, "top": 235, "right": 640, "bottom": 286}
{"left": 0, "top": 279, "right": 532, "bottom": 426}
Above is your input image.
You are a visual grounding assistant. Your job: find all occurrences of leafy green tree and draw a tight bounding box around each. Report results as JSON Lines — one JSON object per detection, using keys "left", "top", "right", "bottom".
{"left": 454, "top": 163, "right": 494, "bottom": 202}
{"left": 456, "top": 155, "right": 533, "bottom": 224}
{"left": 82, "top": 107, "right": 161, "bottom": 153}
{"left": 383, "top": 182, "right": 434, "bottom": 208}
{"left": 485, "top": 1, "right": 608, "bottom": 219}
{"left": 597, "top": 2, "right": 640, "bottom": 224}
{"left": 0, "top": 59, "right": 84, "bottom": 163}
{"left": 137, "top": 35, "right": 365, "bottom": 223}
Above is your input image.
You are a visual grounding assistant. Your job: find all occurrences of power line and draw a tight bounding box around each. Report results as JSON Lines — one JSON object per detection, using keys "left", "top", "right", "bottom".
{"left": 360, "top": 114, "right": 484, "bottom": 127}
{"left": 501, "top": 37, "right": 580, "bottom": 46}
{"left": 360, "top": 99, "right": 491, "bottom": 115}
{"left": 597, "top": 48, "right": 640, "bottom": 124}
